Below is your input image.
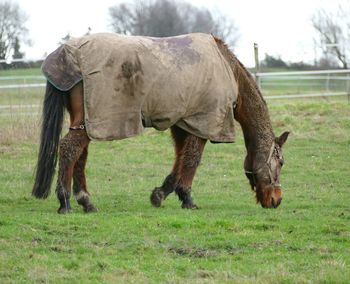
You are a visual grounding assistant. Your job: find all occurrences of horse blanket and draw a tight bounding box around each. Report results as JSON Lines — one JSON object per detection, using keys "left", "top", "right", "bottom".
{"left": 42, "top": 33, "right": 238, "bottom": 142}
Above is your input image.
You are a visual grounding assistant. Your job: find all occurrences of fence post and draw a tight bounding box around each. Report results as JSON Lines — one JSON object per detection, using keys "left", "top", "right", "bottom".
{"left": 254, "top": 43, "right": 261, "bottom": 89}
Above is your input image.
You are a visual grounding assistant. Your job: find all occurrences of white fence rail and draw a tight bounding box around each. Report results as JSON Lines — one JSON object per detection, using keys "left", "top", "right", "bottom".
{"left": 0, "top": 69, "right": 350, "bottom": 100}
{"left": 0, "top": 74, "right": 46, "bottom": 89}
{"left": 257, "top": 69, "right": 350, "bottom": 76}
{"left": 0, "top": 75, "right": 44, "bottom": 80}
{"left": 0, "top": 83, "right": 45, "bottom": 89}
{"left": 255, "top": 69, "right": 350, "bottom": 99}
{"left": 0, "top": 58, "right": 45, "bottom": 64}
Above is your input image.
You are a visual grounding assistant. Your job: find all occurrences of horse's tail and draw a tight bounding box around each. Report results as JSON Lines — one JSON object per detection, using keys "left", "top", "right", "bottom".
{"left": 32, "top": 81, "right": 68, "bottom": 199}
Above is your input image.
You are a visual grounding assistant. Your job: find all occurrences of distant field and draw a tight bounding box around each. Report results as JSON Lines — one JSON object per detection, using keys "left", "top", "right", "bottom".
{"left": 0, "top": 68, "right": 349, "bottom": 283}
{"left": 0, "top": 67, "right": 42, "bottom": 77}
{"left": 260, "top": 75, "right": 349, "bottom": 97}
{"left": 0, "top": 68, "right": 44, "bottom": 107}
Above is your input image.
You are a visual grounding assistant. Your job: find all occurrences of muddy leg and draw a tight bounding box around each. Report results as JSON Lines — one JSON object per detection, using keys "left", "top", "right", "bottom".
{"left": 150, "top": 174, "right": 177, "bottom": 207}
{"left": 150, "top": 126, "right": 187, "bottom": 207}
{"left": 56, "top": 130, "right": 89, "bottom": 214}
{"left": 72, "top": 145, "right": 97, "bottom": 213}
{"left": 176, "top": 134, "right": 206, "bottom": 209}
{"left": 150, "top": 126, "right": 206, "bottom": 209}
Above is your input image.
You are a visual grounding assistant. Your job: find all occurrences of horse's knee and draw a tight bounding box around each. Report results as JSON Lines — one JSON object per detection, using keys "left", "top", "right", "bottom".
{"left": 183, "top": 147, "right": 202, "bottom": 168}
{"left": 182, "top": 137, "right": 205, "bottom": 168}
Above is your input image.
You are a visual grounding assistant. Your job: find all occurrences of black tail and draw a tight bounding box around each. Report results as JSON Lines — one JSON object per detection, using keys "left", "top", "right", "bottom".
{"left": 32, "top": 82, "right": 68, "bottom": 198}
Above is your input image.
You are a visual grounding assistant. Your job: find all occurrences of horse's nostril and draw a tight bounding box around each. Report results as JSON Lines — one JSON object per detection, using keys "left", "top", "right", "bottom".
{"left": 272, "top": 197, "right": 282, "bottom": 208}
{"left": 271, "top": 198, "right": 277, "bottom": 208}
{"left": 271, "top": 197, "right": 282, "bottom": 208}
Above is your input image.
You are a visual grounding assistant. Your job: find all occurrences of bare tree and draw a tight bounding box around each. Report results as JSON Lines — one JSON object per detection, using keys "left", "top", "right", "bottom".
{"left": 0, "top": 1, "right": 29, "bottom": 60}
{"left": 109, "top": 0, "right": 239, "bottom": 48}
{"left": 312, "top": 5, "right": 349, "bottom": 69}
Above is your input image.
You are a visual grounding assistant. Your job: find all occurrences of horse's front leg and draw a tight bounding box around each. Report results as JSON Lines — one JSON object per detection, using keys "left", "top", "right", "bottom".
{"left": 72, "top": 144, "right": 97, "bottom": 213}
{"left": 150, "top": 126, "right": 186, "bottom": 207}
{"left": 56, "top": 130, "right": 89, "bottom": 214}
{"left": 150, "top": 126, "right": 207, "bottom": 209}
{"left": 150, "top": 173, "right": 177, "bottom": 207}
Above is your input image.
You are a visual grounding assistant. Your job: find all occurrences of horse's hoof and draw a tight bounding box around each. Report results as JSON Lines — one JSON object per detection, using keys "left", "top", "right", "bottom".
{"left": 84, "top": 204, "right": 98, "bottom": 213}
{"left": 57, "top": 207, "right": 71, "bottom": 214}
{"left": 181, "top": 203, "right": 199, "bottom": 209}
{"left": 150, "top": 188, "right": 164, "bottom": 207}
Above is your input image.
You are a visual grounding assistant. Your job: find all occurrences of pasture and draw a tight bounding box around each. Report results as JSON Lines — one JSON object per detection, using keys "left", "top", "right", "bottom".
{"left": 0, "top": 68, "right": 349, "bottom": 283}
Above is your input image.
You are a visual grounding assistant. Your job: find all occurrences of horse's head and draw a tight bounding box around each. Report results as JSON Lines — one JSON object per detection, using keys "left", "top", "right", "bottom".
{"left": 244, "top": 131, "right": 289, "bottom": 208}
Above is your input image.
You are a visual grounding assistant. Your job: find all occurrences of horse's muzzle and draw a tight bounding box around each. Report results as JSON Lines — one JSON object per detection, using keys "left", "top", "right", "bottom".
{"left": 271, "top": 196, "right": 282, "bottom": 208}
{"left": 257, "top": 185, "right": 283, "bottom": 209}
{"left": 261, "top": 196, "right": 282, "bottom": 208}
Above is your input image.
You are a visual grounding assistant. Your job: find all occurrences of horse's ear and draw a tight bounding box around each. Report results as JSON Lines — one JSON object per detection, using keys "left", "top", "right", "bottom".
{"left": 276, "top": 131, "right": 290, "bottom": 147}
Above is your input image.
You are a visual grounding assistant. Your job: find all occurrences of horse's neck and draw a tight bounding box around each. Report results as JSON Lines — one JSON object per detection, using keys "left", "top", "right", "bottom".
{"left": 234, "top": 72, "right": 274, "bottom": 159}
{"left": 211, "top": 36, "right": 274, "bottom": 159}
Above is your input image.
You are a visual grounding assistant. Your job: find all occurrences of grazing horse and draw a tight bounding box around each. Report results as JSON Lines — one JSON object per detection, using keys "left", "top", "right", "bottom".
{"left": 32, "top": 33, "right": 289, "bottom": 213}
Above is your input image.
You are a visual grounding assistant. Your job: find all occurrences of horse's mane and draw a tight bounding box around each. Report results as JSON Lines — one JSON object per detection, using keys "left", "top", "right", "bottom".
{"left": 213, "top": 35, "right": 274, "bottom": 151}
{"left": 212, "top": 35, "right": 267, "bottom": 106}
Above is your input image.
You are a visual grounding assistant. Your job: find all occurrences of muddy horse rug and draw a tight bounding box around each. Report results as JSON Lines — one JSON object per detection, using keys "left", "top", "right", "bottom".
{"left": 42, "top": 33, "right": 238, "bottom": 142}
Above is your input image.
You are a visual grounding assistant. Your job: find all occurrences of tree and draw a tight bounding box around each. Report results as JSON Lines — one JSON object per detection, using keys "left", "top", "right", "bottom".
{"left": 0, "top": 1, "right": 28, "bottom": 60}
{"left": 12, "top": 37, "right": 24, "bottom": 59}
{"left": 312, "top": 5, "right": 349, "bottom": 69}
{"left": 261, "top": 54, "right": 287, "bottom": 68}
{"left": 109, "top": 0, "right": 239, "bottom": 48}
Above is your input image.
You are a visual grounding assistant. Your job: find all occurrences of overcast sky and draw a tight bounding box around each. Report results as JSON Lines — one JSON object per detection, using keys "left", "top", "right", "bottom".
{"left": 14, "top": 0, "right": 344, "bottom": 67}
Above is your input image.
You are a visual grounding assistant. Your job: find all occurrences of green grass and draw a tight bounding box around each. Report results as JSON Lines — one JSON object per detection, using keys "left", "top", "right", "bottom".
{"left": 262, "top": 81, "right": 348, "bottom": 97}
{"left": 0, "top": 67, "right": 42, "bottom": 77}
{"left": 0, "top": 68, "right": 349, "bottom": 282}
{"left": 0, "top": 96, "right": 349, "bottom": 283}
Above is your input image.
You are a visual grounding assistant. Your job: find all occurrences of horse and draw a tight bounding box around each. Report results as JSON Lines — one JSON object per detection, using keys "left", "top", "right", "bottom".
{"left": 32, "top": 33, "right": 289, "bottom": 213}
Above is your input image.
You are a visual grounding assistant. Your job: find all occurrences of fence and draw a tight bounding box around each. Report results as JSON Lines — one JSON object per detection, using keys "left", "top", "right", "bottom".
{"left": 0, "top": 75, "right": 45, "bottom": 89}
{"left": 1, "top": 68, "right": 349, "bottom": 95}
{"left": 0, "top": 74, "right": 45, "bottom": 120}
{"left": 1, "top": 66, "right": 349, "bottom": 143}
{"left": 255, "top": 69, "right": 350, "bottom": 100}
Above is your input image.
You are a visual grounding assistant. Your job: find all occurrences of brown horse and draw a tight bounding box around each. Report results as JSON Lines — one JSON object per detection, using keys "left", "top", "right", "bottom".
{"left": 32, "top": 33, "right": 289, "bottom": 213}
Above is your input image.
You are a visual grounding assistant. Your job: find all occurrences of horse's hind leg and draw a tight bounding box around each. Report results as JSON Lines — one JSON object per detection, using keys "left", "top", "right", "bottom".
{"left": 73, "top": 144, "right": 97, "bottom": 213}
{"left": 56, "top": 130, "right": 89, "bottom": 213}
{"left": 56, "top": 82, "right": 90, "bottom": 214}
{"left": 175, "top": 133, "right": 206, "bottom": 209}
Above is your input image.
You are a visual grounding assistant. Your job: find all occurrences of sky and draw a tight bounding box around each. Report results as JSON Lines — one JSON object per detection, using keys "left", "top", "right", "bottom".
{"left": 13, "top": 0, "right": 345, "bottom": 67}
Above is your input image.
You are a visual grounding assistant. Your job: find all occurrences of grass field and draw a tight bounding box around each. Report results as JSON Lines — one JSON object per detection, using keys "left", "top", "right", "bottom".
{"left": 0, "top": 69, "right": 349, "bottom": 283}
